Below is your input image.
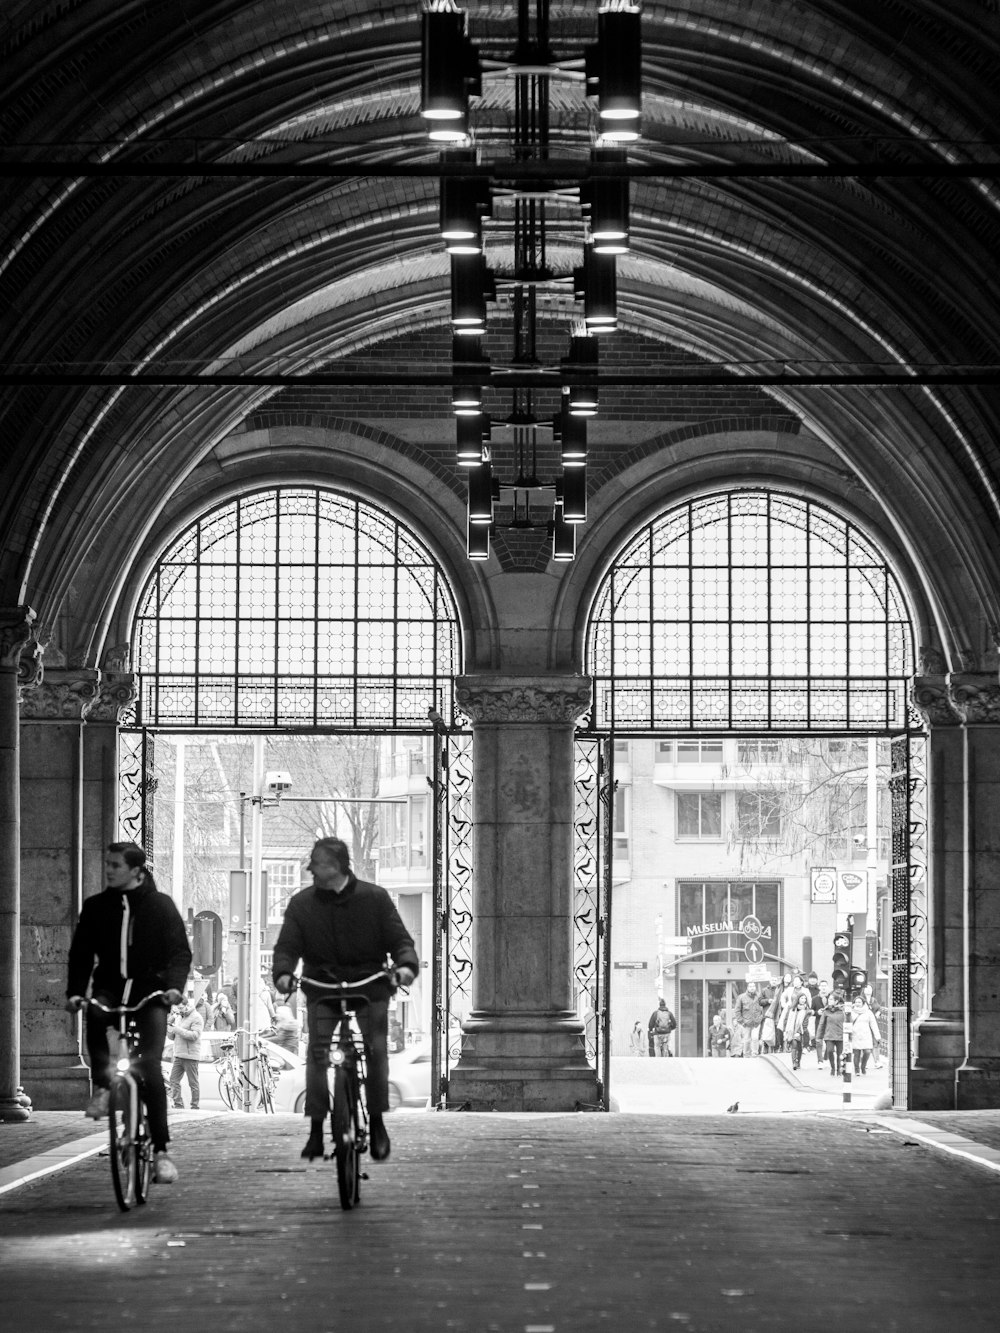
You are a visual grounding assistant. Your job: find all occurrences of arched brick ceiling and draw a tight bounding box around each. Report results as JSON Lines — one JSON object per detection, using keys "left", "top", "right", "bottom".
{"left": 1, "top": 1, "right": 999, "bottom": 599}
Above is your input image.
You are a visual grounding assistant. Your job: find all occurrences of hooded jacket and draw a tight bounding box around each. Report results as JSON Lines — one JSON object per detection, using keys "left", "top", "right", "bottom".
{"left": 66, "top": 881, "right": 192, "bottom": 1002}
{"left": 271, "top": 873, "right": 419, "bottom": 1000}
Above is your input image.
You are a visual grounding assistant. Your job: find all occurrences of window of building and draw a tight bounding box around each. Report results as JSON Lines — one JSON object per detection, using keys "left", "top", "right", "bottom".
{"left": 676, "top": 791, "right": 723, "bottom": 838}
{"left": 677, "top": 739, "right": 724, "bottom": 764}
{"left": 737, "top": 739, "right": 781, "bottom": 765}
{"left": 677, "top": 879, "right": 781, "bottom": 961}
{"left": 736, "top": 791, "right": 782, "bottom": 839}
{"left": 613, "top": 784, "right": 629, "bottom": 859}
{"left": 264, "top": 859, "right": 301, "bottom": 922}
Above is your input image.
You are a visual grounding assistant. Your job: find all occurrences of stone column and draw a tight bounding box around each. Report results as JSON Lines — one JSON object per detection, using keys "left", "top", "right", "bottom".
{"left": 19, "top": 668, "right": 102, "bottom": 1109}
{"left": 447, "top": 674, "right": 600, "bottom": 1111}
{"left": 910, "top": 674, "right": 967, "bottom": 1108}
{"left": 0, "top": 608, "right": 38, "bottom": 1121}
{"left": 950, "top": 673, "right": 1000, "bottom": 1108}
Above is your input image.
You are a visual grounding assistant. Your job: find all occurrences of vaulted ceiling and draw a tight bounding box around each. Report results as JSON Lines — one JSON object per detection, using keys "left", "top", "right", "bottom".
{"left": 2, "top": 2, "right": 999, "bottom": 662}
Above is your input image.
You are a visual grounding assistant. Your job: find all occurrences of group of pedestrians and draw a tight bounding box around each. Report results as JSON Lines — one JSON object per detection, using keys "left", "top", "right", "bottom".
{"left": 723, "top": 971, "right": 885, "bottom": 1075}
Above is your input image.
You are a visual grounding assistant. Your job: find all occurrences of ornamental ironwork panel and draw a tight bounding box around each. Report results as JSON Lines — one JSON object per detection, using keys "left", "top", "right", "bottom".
{"left": 116, "top": 728, "right": 155, "bottom": 859}
{"left": 574, "top": 736, "right": 611, "bottom": 1105}
{"left": 435, "top": 730, "right": 475, "bottom": 1106}
{"left": 132, "top": 487, "right": 461, "bottom": 729}
{"left": 586, "top": 490, "right": 915, "bottom": 732}
{"left": 889, "top": 730, "right": 926, "bottom": 1110}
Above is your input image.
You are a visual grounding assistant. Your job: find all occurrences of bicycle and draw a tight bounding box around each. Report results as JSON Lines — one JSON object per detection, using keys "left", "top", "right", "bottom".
{"left": 215, "top": 1028, "right": 279, "bottom": 1112}
{"left": 84, "top": 990, "right": 166, "bottom": 1211}
{"left": 296, "top": 969, "right": 396, "bottom": 1211}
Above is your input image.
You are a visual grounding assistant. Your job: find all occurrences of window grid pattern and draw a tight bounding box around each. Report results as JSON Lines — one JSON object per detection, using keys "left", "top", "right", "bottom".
{"left": 587, "top": 490, "right": 915, "bottom": 731}
{"left": 132, "top": 488, "right": 461, "bottom": 728}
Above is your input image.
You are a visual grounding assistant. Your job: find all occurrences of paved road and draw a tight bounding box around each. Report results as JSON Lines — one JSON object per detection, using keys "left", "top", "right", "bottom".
{"left": 4, "top": 1096, "right": 1000, "bottom": 1333}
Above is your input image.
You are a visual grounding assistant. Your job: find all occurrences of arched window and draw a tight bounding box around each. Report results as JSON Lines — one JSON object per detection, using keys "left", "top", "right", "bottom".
{"left": 587, "top": 489, "right": 915, "bottom": 731}
{"left": 132, "top": 487, "right": 461, "bottom": 728}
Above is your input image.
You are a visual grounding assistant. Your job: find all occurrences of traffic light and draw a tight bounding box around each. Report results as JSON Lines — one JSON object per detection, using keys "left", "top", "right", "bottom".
{"left": 848, "top": 966, "right": 868, "bottom": 997}
{"left": 192, "top": 909, "right": 223, "bottom": 976}
{"left": 832, "top": 930, "right": 852, "bottom": 993}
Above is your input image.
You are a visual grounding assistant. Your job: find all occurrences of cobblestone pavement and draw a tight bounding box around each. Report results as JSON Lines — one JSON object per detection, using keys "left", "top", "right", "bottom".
{"left": 4, "top": 1109, "right": 1000, "bottom": 1333}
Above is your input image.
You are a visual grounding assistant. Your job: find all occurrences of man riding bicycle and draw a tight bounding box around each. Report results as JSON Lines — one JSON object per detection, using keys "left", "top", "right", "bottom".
{"left": 65, "top": 842, "right": 191, "bottom": 1184}
{"left": 272, "top": 837, "right": 418, "bottom": 1163}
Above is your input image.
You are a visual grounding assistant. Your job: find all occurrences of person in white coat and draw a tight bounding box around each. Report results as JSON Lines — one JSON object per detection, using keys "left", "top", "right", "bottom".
{"left": 848, "top": 997, "right": 881, "bottom": 1075}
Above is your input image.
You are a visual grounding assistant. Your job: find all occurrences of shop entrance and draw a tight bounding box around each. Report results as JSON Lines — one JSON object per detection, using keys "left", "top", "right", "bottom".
{"left": 679, "top": 978, "right": 744, "bottom": 1057}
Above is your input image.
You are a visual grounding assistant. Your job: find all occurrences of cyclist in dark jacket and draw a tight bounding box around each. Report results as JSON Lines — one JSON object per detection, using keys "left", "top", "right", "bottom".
{"left": 65, "top": 842, "right": 190, "bottom": 1183}
{"left": 272, "top": 837, "right": 418, "bottom": 1163}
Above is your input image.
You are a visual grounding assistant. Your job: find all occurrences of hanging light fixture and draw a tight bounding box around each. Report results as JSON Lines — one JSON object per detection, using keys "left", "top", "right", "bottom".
{"left": 467, "top": 517, "right": 491, "bottom": 560}
{"left": 421, "top": 6, "right": 481, "bottom": 140}
{"left": 575, "top": 244, "right": 618, "bottom": 332}
{"left": 467, "top": 458, "right": 495, "bottom": 524}
{"left": 456, "top": 412, "right": 487, "bottom": 466}
{"left": 582, "top": 148, "right": 630, "bottom": 254}
{"left": 585, "top": 5, "right": 642, "bottom": 141}
{"left": 450, "top": 253, "right": 492, "bottom": 333}
{"left": 563, "top": 334, "right": 599, "bottom": 415}
{"left": 555, "top": 397, "right": 588, "bottom": 467}
{"left": 550, "top": 505, "right": 577, "bottom": 561}
{"left": 451, "top": 336, "right": 487, "bottom": 414}
{"left": 441, "top": 151, "right": 491, "bottom": 253}
{"left": 560, "top": 465, "right": 588, "bottom": 524}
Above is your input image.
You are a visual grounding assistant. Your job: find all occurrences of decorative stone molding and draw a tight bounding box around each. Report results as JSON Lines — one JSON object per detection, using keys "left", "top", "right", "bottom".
{"left": 0, "top": 607, "right": 36, "bottom": 667}
{"left": 918, "top": 645, "right": 946, "bottom": 676}
{"left": 102, "top": 643, "right": 131, "bottom": 673}
{"left": 88, "top": 671, "right": 139, "bottom": 724}
{"left": 947, "top": 673, "right": 1000, "bottom": 724}
{"left": 19, "top": 667, "right": 101, "bottom": 721}
{"left": 910, "top": 675, "right": 961, "bottom": 727}
{"left": 455, "top": 675, "right": 593, "bottom": 725}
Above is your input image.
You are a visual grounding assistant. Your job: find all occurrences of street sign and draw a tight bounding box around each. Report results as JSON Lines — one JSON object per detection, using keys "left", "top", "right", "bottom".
{"left": 660, "top": 942, "right": 690, "bottom": 955}
{"left": 744, "top": 939, "right": 765, "bottom": 964}
{"left": 614, "top": 961, "right": 648, "bottom": 970}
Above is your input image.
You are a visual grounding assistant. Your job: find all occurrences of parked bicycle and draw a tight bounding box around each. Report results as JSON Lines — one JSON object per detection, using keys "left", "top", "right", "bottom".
{"left": 215, "top": 1028, "right": 279, "bottom": 1112}
{"left": 296, "top": 969, "right": 396, "bottom": 1210}
{"left": 84, "top": 990, "right": 166, "bottom": 1211}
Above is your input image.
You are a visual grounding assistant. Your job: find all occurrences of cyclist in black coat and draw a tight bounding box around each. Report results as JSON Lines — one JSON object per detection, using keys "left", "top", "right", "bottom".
{"left": 65, "top": 842, "right": 191, "bottom": 1183}
{"left": 272, "top": 837, "right": 418, "bottom": 1163}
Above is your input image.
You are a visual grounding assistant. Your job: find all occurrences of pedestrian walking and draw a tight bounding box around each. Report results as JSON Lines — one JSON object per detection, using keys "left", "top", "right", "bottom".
{"left": 648, "top": 998, "right": 676, "bottom": 1056}
{"left": 629, "top": 1019, "right": 646, "bottom": 1056}
{"left": 849, "top": 997, "right": 881, "bottom": 1075}
{"left": 816, "top": 990, "right": 846, "bottom": 1075}
{"left": 168, "top": 991, "right": 205, "bottom": 1109}
{"left": 732, "top": 982, "right": 765, "bottom": 1057}
{"left": 708, "top": 1013, "right": 732, "bottom": 1058}
{"left": 783, "top": 992, "right": 812, "bottom": 1070}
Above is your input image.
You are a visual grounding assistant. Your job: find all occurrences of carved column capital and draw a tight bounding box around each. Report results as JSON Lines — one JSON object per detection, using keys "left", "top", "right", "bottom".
{"left": 19, "top": 667, "right": 101, "bottom": 721}
{"left": 88, "top": 672, "right": 139, "bottom": 724}
{"left": 910, "top": 676, "right": 961, "bottom": 727}
{"left": 0, "top": 607, "right": 38, "bottom": 679}
{"left": 455, "top": 674, "right": 593, "bottom": 725}
{"left": 947, "top": 672, "right": 1000, "bottom": 724}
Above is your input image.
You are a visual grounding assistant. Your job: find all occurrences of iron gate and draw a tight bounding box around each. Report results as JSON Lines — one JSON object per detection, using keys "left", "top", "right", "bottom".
{"left": 573, "top": 736, "right": 614, "bottom": 1109}
{"left": 889, "top": 732, "right": 927, "bottom": 1110}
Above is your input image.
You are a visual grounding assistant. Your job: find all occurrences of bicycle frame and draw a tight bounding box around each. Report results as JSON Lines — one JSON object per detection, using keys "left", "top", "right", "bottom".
{"left": 86, "top": 990, "right": 166, "bottom": 1211}
{"left": 297, "top": 970, "right": 394, "bottom": 1210}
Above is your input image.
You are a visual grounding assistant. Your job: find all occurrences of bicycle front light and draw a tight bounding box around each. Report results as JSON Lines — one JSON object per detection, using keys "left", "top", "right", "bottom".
{"left": 116, "top": 1056, "right": 131, "bottom": 1072}
{"left": 331, "top": 1049, "right": 346, "bottom": 1066}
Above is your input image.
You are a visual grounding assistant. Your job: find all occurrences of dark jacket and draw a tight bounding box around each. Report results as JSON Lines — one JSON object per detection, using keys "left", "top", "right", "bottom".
{"left": 67, "top": 881, "right": 192, "bottom": 1002}
{"left": 816, "top": 1002, "right": 846, "bottom": 1043}
{"left": 271, "top": 874, "right": 419, "bottom": 1000}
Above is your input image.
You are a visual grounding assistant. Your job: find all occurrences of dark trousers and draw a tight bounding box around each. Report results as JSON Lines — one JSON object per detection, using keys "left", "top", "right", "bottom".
{"left": 169, "top": 1057, "right": 200, "bottom": 1108}
{"left": 826, "top": 1039, "right": 843, "bottom": 1073}
{"left": 305, "top": 994, "right": 389, "bottom": 1119}
{"left": 85, "top": 1000, "right": 170, "bottom": 1151}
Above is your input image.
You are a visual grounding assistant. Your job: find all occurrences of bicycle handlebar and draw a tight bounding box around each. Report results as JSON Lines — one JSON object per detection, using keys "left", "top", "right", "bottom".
{"left": 296, "top": 968, "right": 398, "bottom": 993}
{"left": 84, "top": 990, "right": 169, "bottom": 1016}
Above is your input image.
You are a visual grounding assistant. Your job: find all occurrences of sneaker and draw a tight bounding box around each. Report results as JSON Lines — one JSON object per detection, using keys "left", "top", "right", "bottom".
{"left": 153, "top": 1152, "right": 178, "bottom": 1185}
{"left": 84, "top": 1089, "right": 109, "bottom": 1119}
{"left": 369, "top": 1116, "right": 390, "bottom": 1162}
{"left": 301, "top": 1131, "right": 324, "bottom": 1161}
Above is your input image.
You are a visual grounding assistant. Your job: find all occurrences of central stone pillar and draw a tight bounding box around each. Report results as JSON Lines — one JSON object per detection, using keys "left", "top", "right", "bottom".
{"left": 447, "top": 674, "right": 600, "bottom": 1111}
{"left": 950, "top": 673, "right": 1000, "bottom": 1108}
{"left": 910, "top": 673, "right": 967, "bottom": 1108}
{"left": 0, "top": 608, "right": 38, "bottom": 1121}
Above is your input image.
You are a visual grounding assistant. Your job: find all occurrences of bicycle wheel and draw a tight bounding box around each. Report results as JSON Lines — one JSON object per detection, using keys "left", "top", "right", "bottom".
{"left": 258, "top": 1060, "right": 274, "bottom": 1114}
{"left": 134, "top": 1099, "right": 153, "bottom": 1204}
{"left": 108, "top": 1080, "right": 137, "bottom": 1211}
{"left": 218, "top": 1063, "right": 238, "bottom": 1110}
{"left": 331, "top": 1066, "right": 360, "bottom": 1210}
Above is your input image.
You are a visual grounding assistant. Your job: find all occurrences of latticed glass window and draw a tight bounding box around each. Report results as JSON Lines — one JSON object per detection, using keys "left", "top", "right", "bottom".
{"left": 132, "top": 488, "right": 461, "bottom": 727}
{"left": 587, "top": 489, "right": 915, "bottom": 731}
{"left": 264, "top": 860, "right": 301, "bottom": 922}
